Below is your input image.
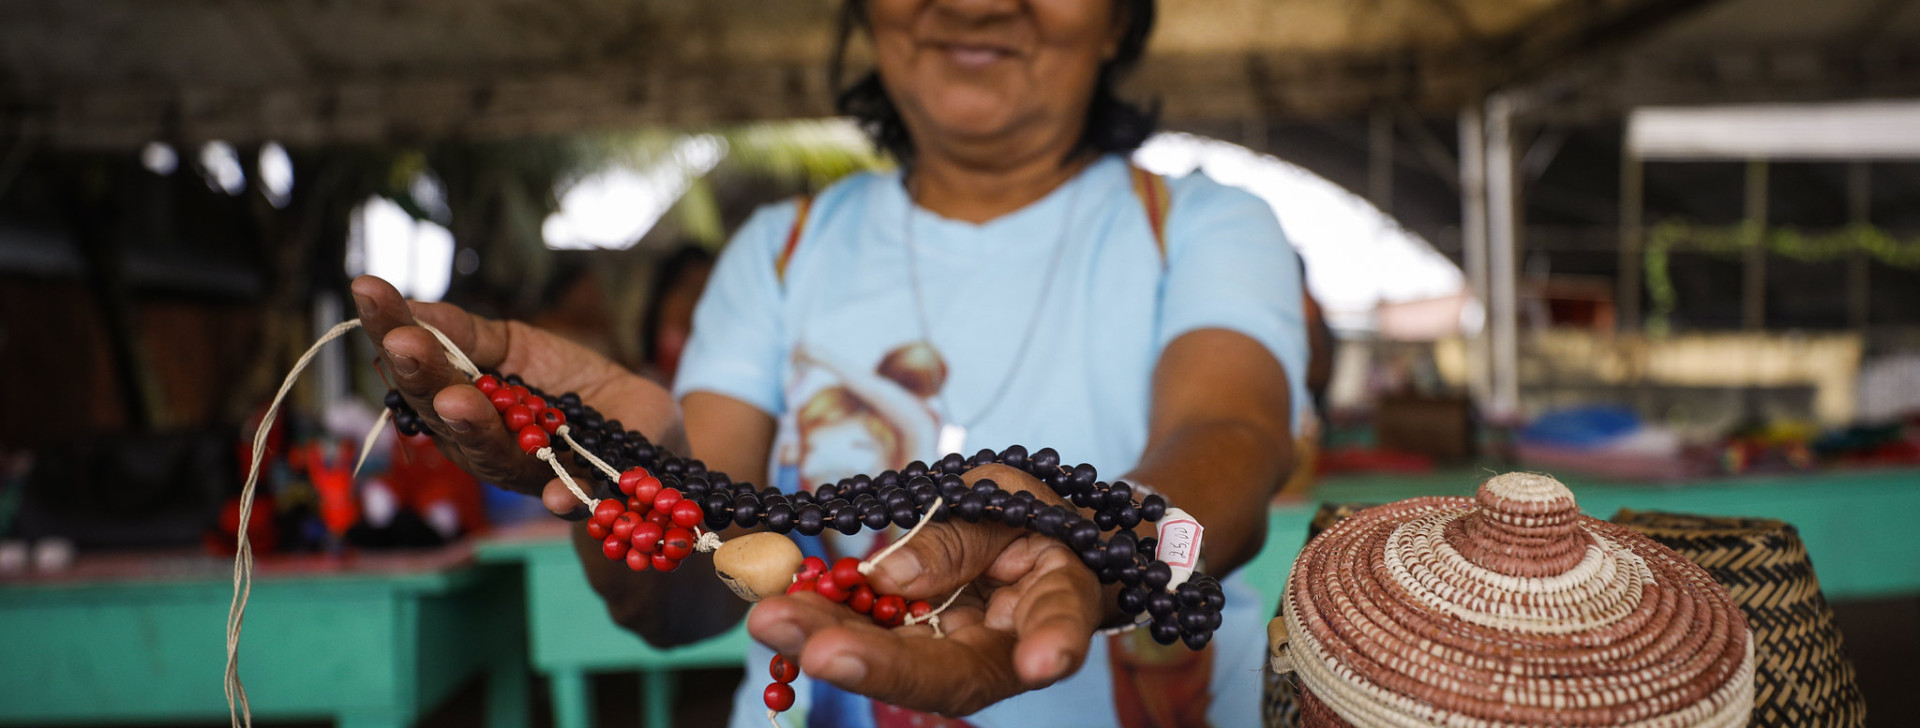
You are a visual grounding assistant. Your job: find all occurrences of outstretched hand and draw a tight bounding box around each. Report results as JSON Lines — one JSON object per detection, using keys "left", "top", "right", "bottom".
{"left": 349, "top": 275, "right": 682, "bottom": 516}
{"left": 747, "top": 464, "right": 1105, "bottom": 716}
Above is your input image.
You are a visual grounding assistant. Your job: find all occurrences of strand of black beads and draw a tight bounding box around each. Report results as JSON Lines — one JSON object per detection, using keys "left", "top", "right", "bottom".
{"left": 382, "top": 376, "right": 1226, "bottom": 648}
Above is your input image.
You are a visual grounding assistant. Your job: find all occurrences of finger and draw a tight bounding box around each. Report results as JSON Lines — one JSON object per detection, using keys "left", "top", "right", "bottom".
{"left": 350, "top": 276, "right": 418, "bottom": 348}
{"left": 748, "top": 593, "right": 875, "bottom": 656}
{"left": 432, "top": 383, "right": 556, "bottom": 494}
{"left": 866, "top": 517, "right": 1025, "bottom": 601}
{"left": 382, "top": 324, "right": 472, "bottom": 418}
{"left": 545, "top": 478, "right": 592, "bottom": 519}
{"left": 405, "top": 299, "right": 512, "bottom": 372}
{"left": 794, "top": 611, "right": 1021, "bottom": 716}
{"left": 1003, "top": 544, "right": 1101, "bottom": 686}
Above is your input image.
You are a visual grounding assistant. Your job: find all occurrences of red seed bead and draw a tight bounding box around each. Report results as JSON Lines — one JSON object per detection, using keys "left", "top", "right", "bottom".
{"left": 645, "top": 510, "right": 672, "bottom": 528}
{"left": 587, "top": 520, "right": 609, "bottom": 541}
{"left": 786, "top": 577, "right": 817, "bottom": 595}
{"left": 591, "top": 499, "right": 626, "bottom": 526}
{"left": 517, "top": 425, "right": 550, "bottom": 453}
{"left": 475, "top": 375, "right": 502, "bottom": 394}
{"left": 872, "top": 595, "right": 905, "bottom": 626}
{"left": 601, "top": 534, "right": 629, "bottom": 560}
{"left": 626, "top": 497, "right": 650, "bottom": 514}
{"left": 521, "top": 396, "right": 547, "bottom": 415}
{"left": 611, "top": 512, "right": 641, "bottom": 543}
{"left": 671, "top": 500, "right": 704, "bottom": 529}
{"left": 798, "top": 556, "right": 828, "bottom": 581}
{"left": 651, "top": 552, "right": 680, "bottom": 572}
{"left": 764, "top": 683, "right": 795, "bottom": 712}
{"left": 632, "top": 477, "right": 663, "bottom": 507}
{"left": 653, "top": 488, "right": 683, "bottom": 514}
{"left": 629, "top": 522, "right": 664, "bottom": 554}
{"left": 907, "top": 600, "right": 932, "bottom": 620}
{"left": 510, "top": 384, "right": 532, "bottom": 399}
{"left": 618, "top": 468, "right": 652, "bottom": 496}
{"left": 503, "top": 404, "right": 535, "bottom": 433}
{"left": 661, "top": 527, "right": 694, "bottom": 561}
{"left": 770, "top": 655, "right": 800, "bottom": 684}
{"left": 537, "top": 408, "right": 566, "bottom": 434}
{"left": 815, "top": 576, "right": 852, "bottom": 603}
{"left": 625, "top": 549, "right": 650, "bottom": 572}
{"left": 488, "top": 389, "right": 520, "bottom": 412}
{"left": 848, "top": 584, "right": 875, "bottom": 614}
{"left": 831, "top": 557, "right": 866, "bottom": 589}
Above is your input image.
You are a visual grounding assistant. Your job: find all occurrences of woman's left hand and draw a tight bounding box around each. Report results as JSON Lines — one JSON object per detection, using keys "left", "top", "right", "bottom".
{"left": 745, "top": 464, "right": 1103, "bottom": 716}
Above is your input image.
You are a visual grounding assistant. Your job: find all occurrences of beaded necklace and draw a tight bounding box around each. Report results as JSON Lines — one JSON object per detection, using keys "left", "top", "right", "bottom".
{"left": 225, "top": 318, "right": 1224, "bottom": 728}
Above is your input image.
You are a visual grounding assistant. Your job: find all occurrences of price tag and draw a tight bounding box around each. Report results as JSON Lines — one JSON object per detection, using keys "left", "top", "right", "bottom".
{"left": 1155, "top": 507, "right": 1204, "bottom": 590}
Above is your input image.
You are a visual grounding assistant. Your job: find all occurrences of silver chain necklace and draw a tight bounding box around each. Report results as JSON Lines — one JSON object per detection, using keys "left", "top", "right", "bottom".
{"left": 902, "top": 171, "right": 1083, "bottom": 456}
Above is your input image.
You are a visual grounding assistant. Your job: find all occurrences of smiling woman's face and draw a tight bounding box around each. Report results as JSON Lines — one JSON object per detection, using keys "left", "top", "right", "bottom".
{"left": 867, "top": 0, "right": 1123, "bottom": 156}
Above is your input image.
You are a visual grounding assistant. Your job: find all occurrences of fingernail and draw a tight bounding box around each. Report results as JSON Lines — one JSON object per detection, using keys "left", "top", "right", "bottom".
{"left": 762, "top": 623, "right": 805, "bottom": 654}
{"left": 820, "top": 655, "right": 867, "bottom": 684}
{"left": 390, "top": 352, "right": 419, "bottom": 376}
{"left": 877, "top": 551, "right": 922, "bottom": 588}
{"left": 352, "top": 293, "right": 376, "bottom": 315}
{"left": 445, "top": 417, "right": 470, "bottom": 433}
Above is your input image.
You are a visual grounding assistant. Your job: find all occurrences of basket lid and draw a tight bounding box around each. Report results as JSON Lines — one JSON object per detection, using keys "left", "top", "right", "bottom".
{"left": 1274, "top": 473, "right": 1755, "bottom": 727}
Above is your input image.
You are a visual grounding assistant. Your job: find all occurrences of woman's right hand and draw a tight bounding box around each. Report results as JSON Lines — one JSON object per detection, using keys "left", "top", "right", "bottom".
{"left": 350, "top": 275, "right": 685, "bottom": 517}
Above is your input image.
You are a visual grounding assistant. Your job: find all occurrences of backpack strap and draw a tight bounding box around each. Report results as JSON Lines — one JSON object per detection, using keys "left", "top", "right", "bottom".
{"left": 774, "top": 195, "right": 814, "bottom": 285}
{"left": 1128, "top": 163, "right": 1172, "bottom": 264}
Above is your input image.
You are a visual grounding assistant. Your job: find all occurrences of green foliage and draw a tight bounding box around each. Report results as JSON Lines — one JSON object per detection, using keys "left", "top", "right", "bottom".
{"left": 1642, "top": 220, "right": 1920, "bottom": 335}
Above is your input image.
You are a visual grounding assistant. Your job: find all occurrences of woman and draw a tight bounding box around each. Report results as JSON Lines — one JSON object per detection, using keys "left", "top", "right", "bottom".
{"left": 353, "top": 0, "right": 1307, "bottom": 724}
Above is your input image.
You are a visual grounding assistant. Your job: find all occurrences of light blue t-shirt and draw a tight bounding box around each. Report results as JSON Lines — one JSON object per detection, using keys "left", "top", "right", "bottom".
{"left": 676, "top": 154, "right": 1306, "bottom": 728}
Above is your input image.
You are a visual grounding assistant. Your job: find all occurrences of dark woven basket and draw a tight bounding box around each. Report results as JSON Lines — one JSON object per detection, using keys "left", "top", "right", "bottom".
{"left": 1611, "top": 510, "right": 1867, "bottom": 728}
{"left": 1263, "top": 504, "right": 1867, "bottom": 727}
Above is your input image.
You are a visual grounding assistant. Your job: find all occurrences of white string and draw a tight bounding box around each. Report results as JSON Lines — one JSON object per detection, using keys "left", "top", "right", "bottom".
{"left": 228, "top": 318, "right": 365, "bottom": 728}
{"left": 767, "top": 709, "right": 784, "bottom": 728}
{"left": 536, "top": 447, "right": 598, "bottom": 509}
{"left": 858, "top": 496, "right": 942, "bottom": 576}
{"left": 557, "top": 425, "right": 622, "bottom": 481}
{"left": 414, "top": 320, "right": 481, "bottom": 380}
{"left": 352, "top": 408, "right": 391, "bottom": 478}
{"left": 902, "top": 584, "right": 968, "bottom": 637}
{"left": 694, "top": 528, "right": 724, "bottom": 553}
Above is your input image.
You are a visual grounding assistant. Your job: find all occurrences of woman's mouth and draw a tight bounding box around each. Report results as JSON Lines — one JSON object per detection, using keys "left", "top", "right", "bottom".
{"left": 937, "top": 43, "right": 1013, "bottom": 70}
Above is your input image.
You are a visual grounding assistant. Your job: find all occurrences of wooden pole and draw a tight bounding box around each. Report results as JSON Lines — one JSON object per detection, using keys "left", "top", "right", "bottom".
{"left": 1459, "top": 106, "right": 1492, "bottom": 407}
{"left": 1487, "top": 95, "right": 1522, "bottom": 419}
{"left": 1742, "top": 159, "right": 1768, "bottom": 330}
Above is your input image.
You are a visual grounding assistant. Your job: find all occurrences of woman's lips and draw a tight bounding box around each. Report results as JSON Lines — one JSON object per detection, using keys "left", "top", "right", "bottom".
{"left": 937, "top": 43, "right": 1013, "bottom": 69}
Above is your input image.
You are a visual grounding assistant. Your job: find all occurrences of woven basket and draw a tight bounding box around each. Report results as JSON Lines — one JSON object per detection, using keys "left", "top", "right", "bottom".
{"left": 1611, "top": 510, "right": 1867, "bottom": 728}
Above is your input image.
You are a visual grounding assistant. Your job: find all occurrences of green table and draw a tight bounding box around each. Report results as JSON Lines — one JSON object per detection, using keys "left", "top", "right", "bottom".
{"left": 0, "top": 546, "right": 530, "bottom": 728}
{"left": 479, "top": 467, "right": 1920, "bottom": 728}
{"left": 477, "top": 524, "right": 749, "bottom": 728}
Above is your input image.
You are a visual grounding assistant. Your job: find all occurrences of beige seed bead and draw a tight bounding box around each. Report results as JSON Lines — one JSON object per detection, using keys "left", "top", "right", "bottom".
{"left": 712, "top": 532, "right": 804, "bottom": 602}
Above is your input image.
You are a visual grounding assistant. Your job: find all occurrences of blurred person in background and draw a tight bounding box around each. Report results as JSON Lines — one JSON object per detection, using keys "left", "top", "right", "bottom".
{"left": 638, "top": 244, "right": 716, "bottom": 386}
{"left": 352, "top": 0, "right": 1306, "bottom": 725}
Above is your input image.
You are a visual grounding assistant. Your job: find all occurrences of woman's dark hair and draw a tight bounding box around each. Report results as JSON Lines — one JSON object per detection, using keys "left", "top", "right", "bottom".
{"left": 830, "top": 0, "right": 1159, "bottom": 166}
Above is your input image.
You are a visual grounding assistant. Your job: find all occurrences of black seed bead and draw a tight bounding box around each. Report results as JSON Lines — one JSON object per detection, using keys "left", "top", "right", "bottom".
{"left": 1070, "top": 491, "right": 1093, "bottom": 509}
{"left": 815, "top": 484, "right": 839, "bottom": 502}
{"left": 765, "top": 504, "right": 795, "bottom": 534}
{"left": 1143, "top": 562, "right": 1172, "bottom": 590}
{"left": 602, "top": 419, "right": 623, "bottom": 435}
{"left": 927, "top": 498, "right": 950, "bottom": 522}
{"left": 504, "top": 374, "right": 524, "bottom": 386}
{"left": 581, "top": 413, "right": 603, "bottom": 430}
{"left": 1067, "top": 520, "right": 1100, "bottom": 550}
{"left": 912, "top": 490, "right": 935, "bottom": 508}
{"left": 1095, "top": 509, "right": 1116, "bottom": 530}
{"left": 1139, "top": 537, "right": 1157, "bottom": 555}
{"left": 789, "top": 490, "right": 814, "bottom": 506}
{"left": 957, "top": 493, "right": 986, "bottom": 522}
{"left": 1181, "top": 630, "right": 1211, "bottom": 650}
{"left": 1097, "top": 565, "right": 1120, "bottom": 583}
{"left": 1146, "top": 590, "right": 1177, "bottom": 618}
{"left": 892, "top": 504, "right": 919, "bottom": 529}
{"left": 1176, "top": 583, "right": 1204, "bottom": 608}
{"left": 970, "top": 480, "right": 997, "bottom": 497}
{"left": 882, "top": 490, "right": 908, "bottom": 509}
{"left": 1118, "top": 585, "right": 1148, "bottom": 614}
{"left": 1107, "top": 535, "right": 1135, "bottom": 566}
{"left": 732, "top": 499, "right": 760, "bottom": 528}
{"left": 1180, "top": 609, "right": 1210, "bottom": 635}
{"left": 1029, "top": 447, "right": 1060, "bottom": 475}
{"left": 834, "top": 509, "right": 861, "bottom": 535}
{"left": 1001, "top": 500, "right": 1029, "bottom": 528}
{"left": 662, "top": 459, "right": 685, "bottom": 476}
{"left": 559, "top": 392, "right": 581, "bottom": 406}
{"left": 1034, "top": 508, "right": 1065, "bottom": 538}
{"left": 685, "top": 460, "right": 706, "bottom": 478}
{"left": 608, "top": 429, "right": 627, "bottom": 445}
{"left": 999, "top": 445, "right": 1028, "bottom": 470}
{"left": 384, "top": 390, "right": 406, "bottom": 409}
{"left": 796, "top": 505, "right": 825, "bottom": 536}
{"left": 1205, "top": 589, "right": 1226, "bottom": 611}
{"left": 1204, "top": 610, "right": 1223, "bottom": 632}
{"left": 973, "top": 448, "right": 997, "bottom": 466}
{"left": 1140, "top": 494, "right": 1166, "bottom": 522}
{"left": 683, "top": 478, "right": 710, "bottom": 499}
{"left": 938, "top": 452, "right": 965, "bottom": 473}
{"left": 562, "top": 404, "right": 584, "bottom": 420}
{"left": 578, "top": 432, "right": 602, "bottom": 450}
{"left": 1069, "top": 463, "right": 1097, "bottom": 491}
{"left": 705, "top": 506, "right": 733, "bottom": 530}
{"left": 1117, "top": 505, "right": 1142, "bottom": 530}
{"left": 1079, "top": 546, "right": 1108, "bottom": 570}
{"left": 985, "top": 490, "right": 1010, "bottom": 510}
{"left": 1108, "top": 481, "right": 1133, "bottom": 503}
{"left": 1150, "top": 616, "right": 1181, "bottom": 646}
{"left": 835, "top": 477, "right": 855, "bottom": 492}
{"left": 862, "top": 507, "right": 890, "bottom": 530}
{"left": 904, "top": 460, "right": 928, "bottom": 478}
{"left": 634, "top": 443, "right": 655, "bottom": 464}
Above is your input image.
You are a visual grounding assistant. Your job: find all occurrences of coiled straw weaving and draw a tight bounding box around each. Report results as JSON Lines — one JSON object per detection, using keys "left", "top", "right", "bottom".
{"left": 1271, "top": 473, "right": 1756, "bottom": 727}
